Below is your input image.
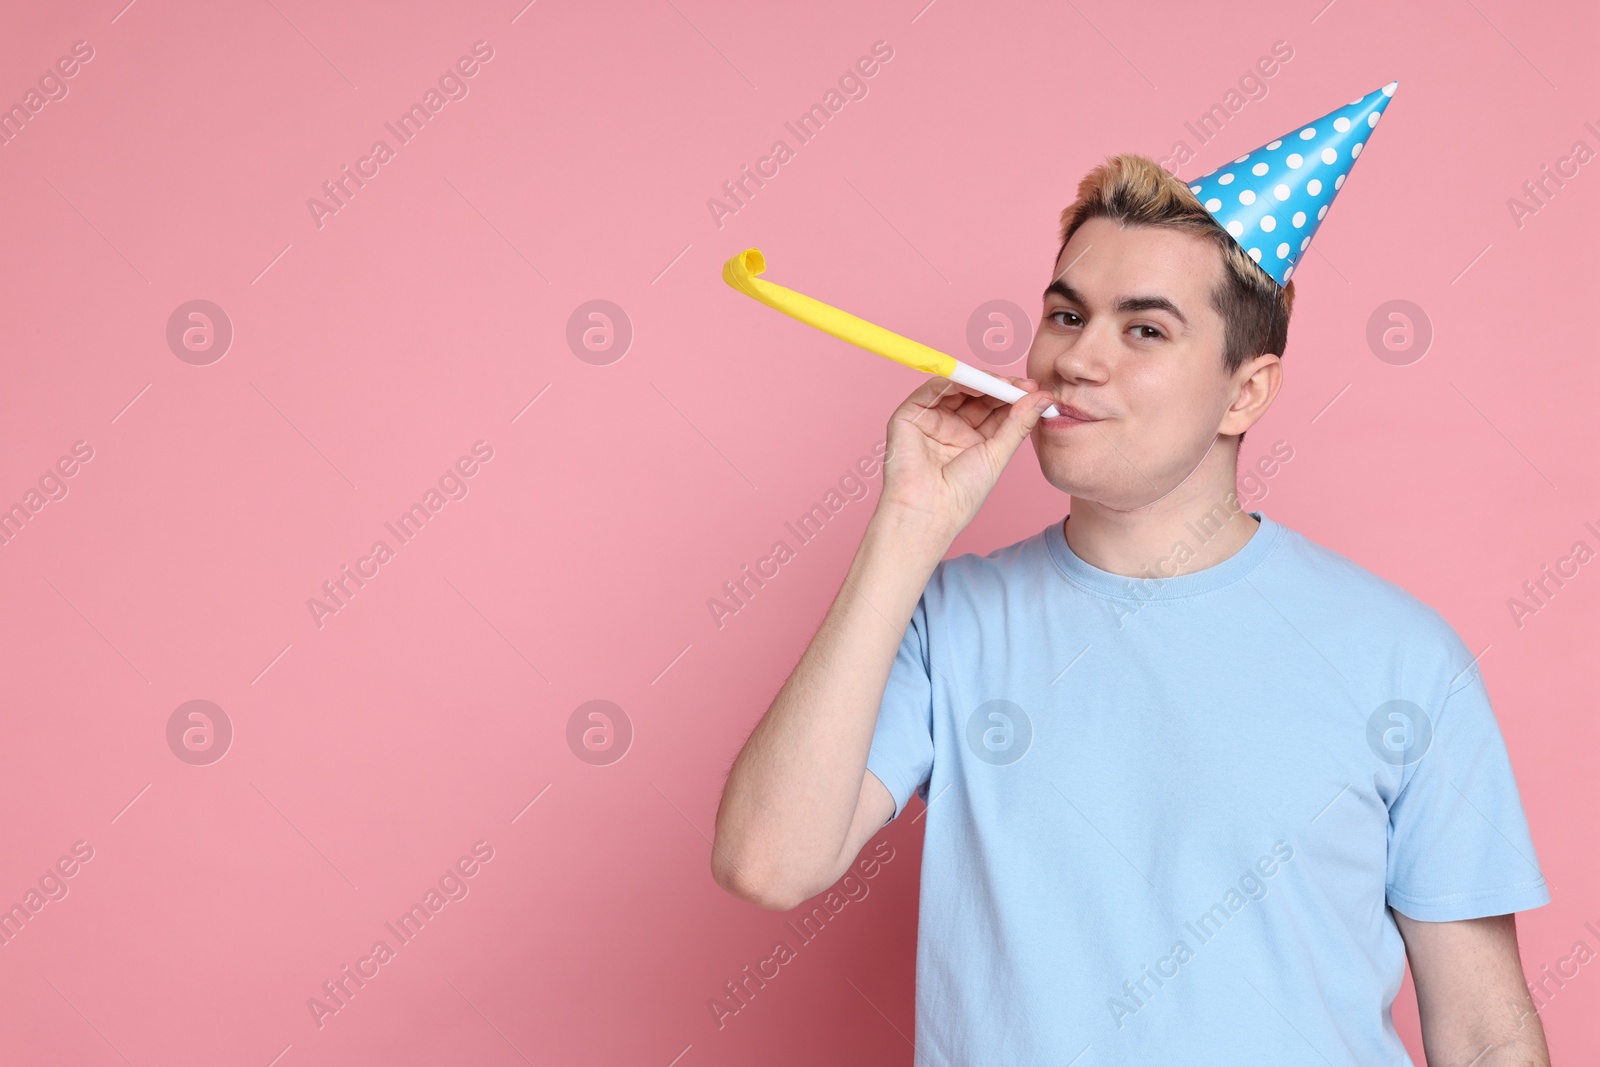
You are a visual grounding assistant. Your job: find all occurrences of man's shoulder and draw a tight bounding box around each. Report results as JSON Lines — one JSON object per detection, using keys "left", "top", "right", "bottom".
{"left": 1268, "top": 517, "right": 1475, "bottom": 675}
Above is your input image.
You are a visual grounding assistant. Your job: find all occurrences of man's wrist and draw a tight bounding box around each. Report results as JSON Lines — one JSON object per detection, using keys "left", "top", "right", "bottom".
{"left": 865, "top": 501, "right": 955, "bottom": 564}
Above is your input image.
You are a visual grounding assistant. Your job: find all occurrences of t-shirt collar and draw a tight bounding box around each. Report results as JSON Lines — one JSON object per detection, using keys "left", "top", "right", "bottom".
{"left": 1044, "top": 507, "right": 1283, "bottom": 601}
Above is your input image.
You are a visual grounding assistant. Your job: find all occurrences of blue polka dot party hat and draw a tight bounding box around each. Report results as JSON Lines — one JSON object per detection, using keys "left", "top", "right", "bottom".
{"left": 1185, "top": 81, "right": 1398, "bottom": 286}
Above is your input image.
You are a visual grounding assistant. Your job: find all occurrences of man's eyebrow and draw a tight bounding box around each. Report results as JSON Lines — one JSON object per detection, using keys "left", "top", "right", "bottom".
{"left": 1043, "top": 279, "right": 1191, "bottom": 329}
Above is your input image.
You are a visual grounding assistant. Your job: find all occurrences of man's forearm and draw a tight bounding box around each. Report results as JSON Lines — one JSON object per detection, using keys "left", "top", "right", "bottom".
{"left": 711, "top": 505, "right": 948, "bottom": 906}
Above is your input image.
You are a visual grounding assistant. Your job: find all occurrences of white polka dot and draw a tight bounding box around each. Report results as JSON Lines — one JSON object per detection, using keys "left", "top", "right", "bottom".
{"left": 1218, "top": 172, "right": 1235, "bottom": 185}
{"left": 1239, "top": 189, "right": 1256, "bottom": 205}
{"left": 1260, "top": 215, "right": 1276, "bottom": 231}
{"left": 1321, "top": 147, "right": 1338, "bottom": 164}
{"left": 1306, "top": 178, "right": 1322, "bottom": 195}
{"left": 1368, "top": 111, "right": 1380, "bottom": 128}
{"left": 1300, "top": 236, "right": 1310, "bottom": 250}
{"left": 1205, "top": 197, "right": 1222, "bottom": 211}
{"left": 1248, "top": 247, "right": 1262, "bottom": 262}
{"left": 1334, "top": 173, "right": 1346, "bottom": 189}
{"left": 1227, "top": 220, "right": 1244, "bottom": 237}
{"left": 1334, "top": 117, "right": 1351, "bottom": 132}
{"left": 1267, "top": 139, "right": 1282, "bottom": 150}
{"left": 1234, "top": 154, "right": 1250, "bottom": 163}
{"left": 1317, "top": 205, "right": 1328, "bottom": 219}
{"left": 1383, "top": 81, "right": 1396, "bottom": 96}
{"left": 1284, "top": 265, "right": 1294, "bottom": 280}
{"left": 1292, "top": 211, "right": 1306, "bottom": 227}
{"left": 1273, "top": 184, "right": 1291, "bottom": 201}
{"left": 1252, "top": 162, "right": 1269, "bottom": 176}
{"left": 1276, "top": 242, "right": 1290, "bottom": 258}
{"left": 1190, "top": 184, "right": 1202, "bottom": 193}
{"left": 1286, "top": 153, "right": 1303, "bottom": 168}
{"left": 1299, "top": 127, "right": 1316, "bottom": 140}
{"left": 1351, "top": 142, "right": 1363, "bottom": 158}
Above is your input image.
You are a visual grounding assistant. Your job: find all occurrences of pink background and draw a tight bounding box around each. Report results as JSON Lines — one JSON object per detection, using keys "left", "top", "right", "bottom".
{"left": 1, "top": 0, "right": 1595, "bottom": 1063}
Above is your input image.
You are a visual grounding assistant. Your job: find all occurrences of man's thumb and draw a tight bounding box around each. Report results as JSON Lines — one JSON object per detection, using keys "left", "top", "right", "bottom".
{"left": 989, "top": 393, "right": 1053, "bottom": 462}
{"left": 1018, "top": 393, "right": 1055, "bottom": 434}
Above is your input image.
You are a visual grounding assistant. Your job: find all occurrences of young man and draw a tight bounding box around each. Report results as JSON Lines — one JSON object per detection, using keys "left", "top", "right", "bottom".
{"left": 713, "top": 87, "right": 1551, "bottom": 1065}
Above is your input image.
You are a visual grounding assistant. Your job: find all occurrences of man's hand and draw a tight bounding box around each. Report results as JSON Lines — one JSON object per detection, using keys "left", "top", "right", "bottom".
{"left": 1395, "top": 911, "right": 1550, "bottom": 1066}
{"left": 878, "top": 374, "right": 1056, "bottom": 544}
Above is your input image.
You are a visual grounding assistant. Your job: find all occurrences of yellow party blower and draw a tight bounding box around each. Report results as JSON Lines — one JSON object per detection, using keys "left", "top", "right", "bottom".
{"left": 721, "top": 248, "right": 1060, "bottom": 418}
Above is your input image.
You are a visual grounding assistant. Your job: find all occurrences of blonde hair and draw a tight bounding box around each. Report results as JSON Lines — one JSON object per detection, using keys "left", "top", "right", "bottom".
{"left": 1056, "top": 153, "right": 1294, "bottom": 377}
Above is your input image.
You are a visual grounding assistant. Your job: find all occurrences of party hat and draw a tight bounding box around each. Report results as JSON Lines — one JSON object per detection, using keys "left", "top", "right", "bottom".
{"left": 1185, "top": 81, "right": 1398, "bottom": 286}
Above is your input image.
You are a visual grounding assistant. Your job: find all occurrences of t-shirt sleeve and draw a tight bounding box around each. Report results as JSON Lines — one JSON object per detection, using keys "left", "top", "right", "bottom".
{"left": 1385, "top": 662, "right": 1550, "bottom": 921}
{"left": 864, "top": 581, "right": 937, "bottom": 824}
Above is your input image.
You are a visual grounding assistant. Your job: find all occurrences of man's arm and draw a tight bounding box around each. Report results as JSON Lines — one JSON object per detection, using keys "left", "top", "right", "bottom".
{"left": 1395, "top": 911, "right": 1549, "bottom": 1067}
{"left": 709, "top": 506, "right": 945, "bottom": 911}
{"left": 710, "top": 375, "right": 1057, "bottom": 912}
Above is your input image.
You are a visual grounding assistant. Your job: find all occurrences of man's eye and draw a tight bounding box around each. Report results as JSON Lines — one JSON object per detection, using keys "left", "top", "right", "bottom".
{"left": 1049, "top": 310, "right": 1081, "bottom": 327}
{"left": 1132, "top": 324, "right": 1165, "bottom": 340}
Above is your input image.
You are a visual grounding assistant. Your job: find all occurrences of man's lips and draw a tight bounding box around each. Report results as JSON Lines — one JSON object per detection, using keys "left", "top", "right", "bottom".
{"left": 1042, "top": 401, "right": 1105, "bottom": 423}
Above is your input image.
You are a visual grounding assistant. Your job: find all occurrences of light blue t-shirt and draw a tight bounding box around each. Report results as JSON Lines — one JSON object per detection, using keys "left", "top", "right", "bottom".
{"left": 866, "top": 509, "right": 1549, "bottom": 1066}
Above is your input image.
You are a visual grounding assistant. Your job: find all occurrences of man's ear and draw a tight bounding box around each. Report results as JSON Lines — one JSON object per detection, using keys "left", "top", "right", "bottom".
{"left": 1219, "top": 352, "right": 1282, "bottom": 437}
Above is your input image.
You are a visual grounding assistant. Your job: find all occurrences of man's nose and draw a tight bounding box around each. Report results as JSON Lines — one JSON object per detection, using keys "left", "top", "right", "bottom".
{"left": 1050, "top": 325, "right": 1114, "bottom": 382}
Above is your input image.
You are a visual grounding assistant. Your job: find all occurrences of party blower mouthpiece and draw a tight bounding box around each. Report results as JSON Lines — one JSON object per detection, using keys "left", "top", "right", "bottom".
{"left": 721, "top": 248, "right": 1061, "bottom": 419}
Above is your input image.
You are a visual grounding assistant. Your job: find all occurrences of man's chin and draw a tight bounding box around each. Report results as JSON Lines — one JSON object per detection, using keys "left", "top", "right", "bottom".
{"left": 1035, "top": 455, "right": 1115, "bottom": 500}
{"left": 1037, "top": 465, "right": 1157, "bottom": 511}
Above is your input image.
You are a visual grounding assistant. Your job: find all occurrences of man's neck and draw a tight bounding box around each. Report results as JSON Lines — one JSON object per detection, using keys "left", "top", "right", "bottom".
{"left": 1064, "top": 439, "right": 1260, "bottom": 580}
